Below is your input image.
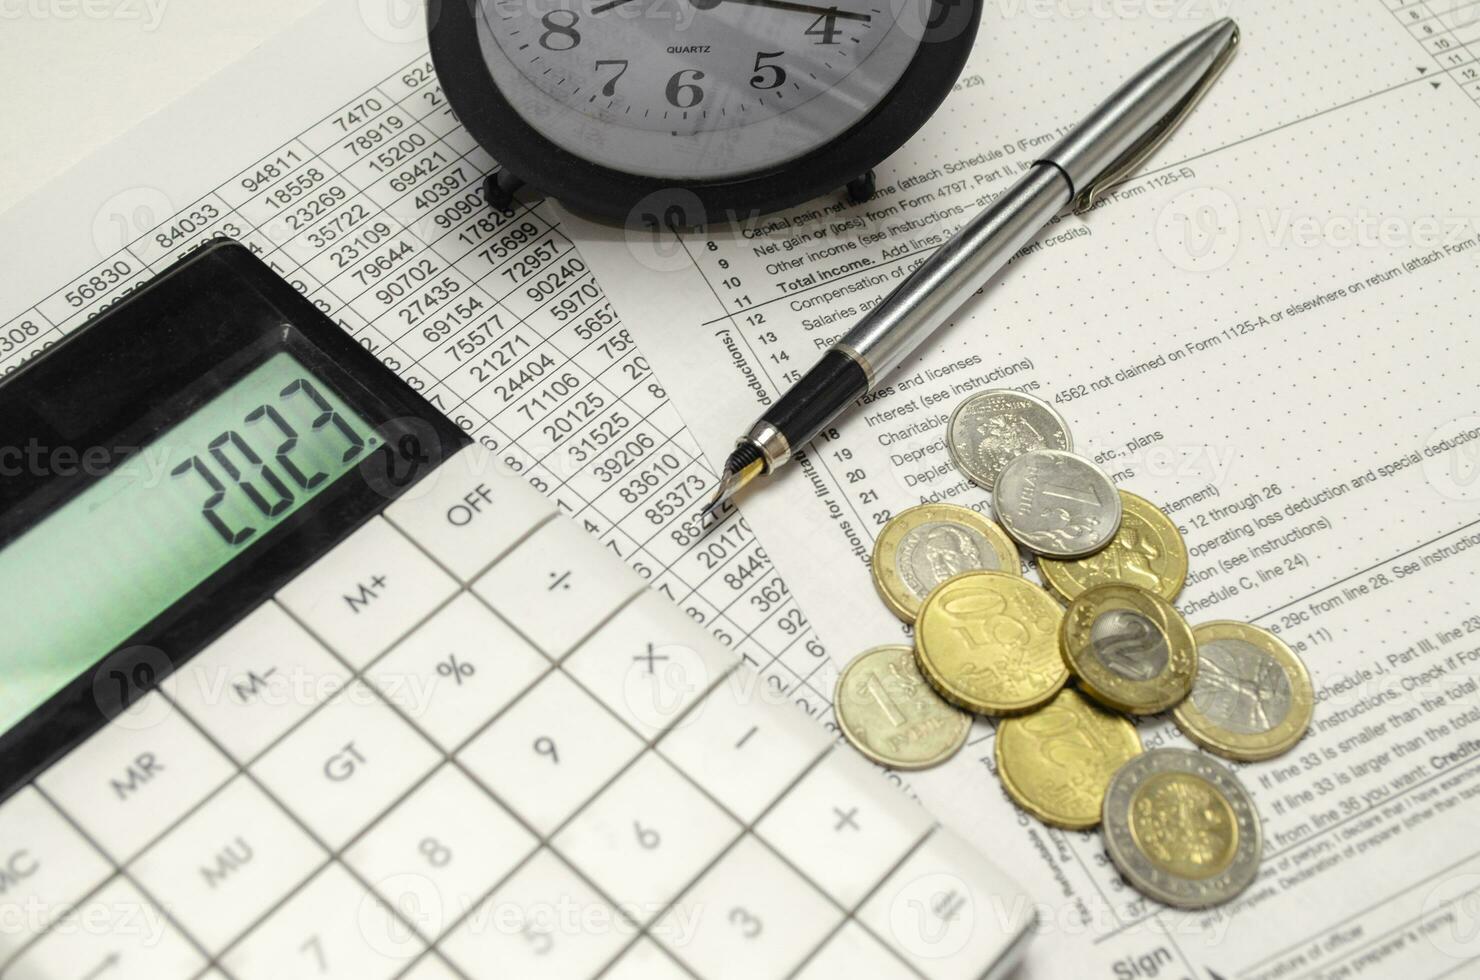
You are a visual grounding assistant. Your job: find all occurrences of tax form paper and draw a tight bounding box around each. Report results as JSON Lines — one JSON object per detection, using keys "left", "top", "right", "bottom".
{"left": 558, "top": 0, "right": 1480, "bottom": 976}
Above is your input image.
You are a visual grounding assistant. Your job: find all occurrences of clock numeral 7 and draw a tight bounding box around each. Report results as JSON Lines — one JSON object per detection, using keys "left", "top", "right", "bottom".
{"left": 750, "top": 51, "right": 787, "bottom": 90}
{"left": 595, "top": 59, "right": 628, "bottom": 96}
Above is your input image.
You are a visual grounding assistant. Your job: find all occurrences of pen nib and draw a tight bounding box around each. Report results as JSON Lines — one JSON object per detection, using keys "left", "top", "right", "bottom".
{"left": 702, "top": 443, "right": 766, "bottom": 528}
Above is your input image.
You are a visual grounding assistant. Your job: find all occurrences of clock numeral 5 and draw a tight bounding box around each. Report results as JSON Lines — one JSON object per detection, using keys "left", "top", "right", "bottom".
{"left": 750, "top": 51, "right": 787, "bottom": 90}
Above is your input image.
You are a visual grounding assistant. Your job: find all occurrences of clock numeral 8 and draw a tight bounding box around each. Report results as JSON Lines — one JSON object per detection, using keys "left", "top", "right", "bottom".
{"left": 539, "top": 9, "right": 581, "bottom": 51}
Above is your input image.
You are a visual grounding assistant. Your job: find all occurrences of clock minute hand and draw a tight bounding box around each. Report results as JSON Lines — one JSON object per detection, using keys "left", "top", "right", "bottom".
{"left": 712, "top": 0, "right": 871, "bottom": 21}
{"left": 591, "top": 0, "right": 870, "bottom": 18}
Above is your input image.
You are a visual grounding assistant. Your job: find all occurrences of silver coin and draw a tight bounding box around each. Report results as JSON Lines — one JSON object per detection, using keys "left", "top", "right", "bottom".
{"left": 895, "top": 521, "right": 1003, "bottom": 599}
{"left": 947, "top": 390, "right": 1072, "bottom": 490}
{"left": 992, "top": 450, "right": 1121, "bottom": 558}
{"left": 1101, "top": 748, "right": 1262, "bottom": 909}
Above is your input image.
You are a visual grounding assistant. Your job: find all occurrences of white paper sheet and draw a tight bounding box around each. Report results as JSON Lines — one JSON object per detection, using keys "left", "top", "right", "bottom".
{"left": 557, "top": 0, "right": 1480, "bottom": 975}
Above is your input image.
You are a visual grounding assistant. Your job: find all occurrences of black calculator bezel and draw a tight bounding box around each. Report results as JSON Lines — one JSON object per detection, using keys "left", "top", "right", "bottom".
{"left": 0, "top": 240, "right": 470, "bottom": 798}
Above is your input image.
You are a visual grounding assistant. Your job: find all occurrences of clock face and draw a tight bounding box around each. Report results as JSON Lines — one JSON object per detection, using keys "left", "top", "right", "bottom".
{"left": 474, "top": 0, "right": 930, "bottom": 179}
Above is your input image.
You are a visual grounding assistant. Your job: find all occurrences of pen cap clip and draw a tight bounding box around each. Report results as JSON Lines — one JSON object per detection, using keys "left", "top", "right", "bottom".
{"left": 1039, "top": 19, "right": 1240, "bottom": 216}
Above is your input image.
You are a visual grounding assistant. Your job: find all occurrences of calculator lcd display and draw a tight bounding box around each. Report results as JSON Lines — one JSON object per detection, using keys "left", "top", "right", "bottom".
{"left": 0, "top": 352, "right": 377, "bottom": 737}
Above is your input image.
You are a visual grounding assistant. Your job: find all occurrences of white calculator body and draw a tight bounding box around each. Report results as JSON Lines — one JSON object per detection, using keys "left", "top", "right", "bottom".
{"left": 0, "top": 242, "right": 1034, "bottom": 979}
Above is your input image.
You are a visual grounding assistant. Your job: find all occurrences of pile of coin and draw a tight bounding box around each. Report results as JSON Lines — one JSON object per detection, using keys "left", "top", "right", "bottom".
{"left": 835, "top": 389, "right": 1315, "bottom": 910}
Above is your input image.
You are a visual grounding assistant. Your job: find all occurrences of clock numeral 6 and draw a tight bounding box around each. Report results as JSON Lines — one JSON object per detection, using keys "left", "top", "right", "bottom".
{"left": 539, "top": 9, "right": 581, "bottom": 50}
{"left": 666, "top": 69, "right": 706, "bottom": 108}
{"left": 750, "top": 51, "right": 787, "bottom": 90}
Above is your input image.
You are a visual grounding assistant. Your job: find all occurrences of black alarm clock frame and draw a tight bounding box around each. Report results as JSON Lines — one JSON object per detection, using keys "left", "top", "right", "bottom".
{"left": 428, "top": 0, "right": 981, "bottom": 223}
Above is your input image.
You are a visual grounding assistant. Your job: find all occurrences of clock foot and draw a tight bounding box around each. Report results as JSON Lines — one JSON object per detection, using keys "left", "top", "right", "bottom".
{"left": 484, "top": 170, "right": 525, "bottom": 213}
{"left": 846, "top": 170, "right": 877, "bottom": 205}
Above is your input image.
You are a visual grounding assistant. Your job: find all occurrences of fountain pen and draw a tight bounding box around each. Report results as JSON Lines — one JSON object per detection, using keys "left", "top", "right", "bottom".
{"left": 703, "top": 17, "right": 1240, "bottom": 523}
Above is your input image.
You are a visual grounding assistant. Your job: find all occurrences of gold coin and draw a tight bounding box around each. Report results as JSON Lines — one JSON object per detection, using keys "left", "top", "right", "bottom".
{"left": 835, "top": 645, "right": 972, "bottom": 770}
{"left": 995, "top": 688, "right": 1142, "bottom": 830}
{"left": 871, "top": 504, "right": 1021, "bottom": 622}
{"left": 1039, "top": 491, "right": 1188, "bottom": 603}
{"left": 1174, "top": 621, "right": 1314, "bottom": 761}
{"left": 915, "top": 571, "right": 1067, "bottom": 715}
{"left": 1060, "top": 584, "right": 1197, "bottom": 714}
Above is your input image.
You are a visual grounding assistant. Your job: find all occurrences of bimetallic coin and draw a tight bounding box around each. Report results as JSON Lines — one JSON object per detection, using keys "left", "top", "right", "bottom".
{"left": 993, "top": 450, "right": 1122, "bottom": 559}
{"left": 871, "top": 504, "right": 1021, "bottom": 622}
{"left": 1174, "top": 622, "right": 1314, "bottom": 761}
{"left": 1101, "top": 748, "right": 1262, "bottom": 909}
{"left": 947, "top": 389, "right": 1072, "bottom": 491}
{"left": 1061, "top": 584, "right": 1197, "bottom": 714}
{"left": 1039, "top": 491, "right": 1189, "bottom": 602}
{"left": 836, "top": 645, "right": 972, "bottom": 770}
{"left": 915, "top": 571, "right": 1067, "bottom": 715}
{"left": 996, "top": 688, "right": 1143, "bottom": 830}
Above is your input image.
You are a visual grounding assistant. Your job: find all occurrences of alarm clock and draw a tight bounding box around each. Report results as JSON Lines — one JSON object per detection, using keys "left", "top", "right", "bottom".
{"left": 428, "top": 0, "right": 980, "bottom": 221}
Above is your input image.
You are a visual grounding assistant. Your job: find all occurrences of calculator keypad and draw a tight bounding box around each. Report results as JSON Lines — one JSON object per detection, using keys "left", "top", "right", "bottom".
{"left": 0, "top": 445, "right": 1032, "bottom": 979}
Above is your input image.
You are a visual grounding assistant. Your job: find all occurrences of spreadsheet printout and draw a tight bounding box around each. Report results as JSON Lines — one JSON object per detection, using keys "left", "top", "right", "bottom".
{"left": 554, "top": 0, "right": 1480, "bottom": 976}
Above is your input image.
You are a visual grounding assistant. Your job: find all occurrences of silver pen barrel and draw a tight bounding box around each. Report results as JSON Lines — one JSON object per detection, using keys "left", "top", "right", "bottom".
{"left": 833, "top": 164, "right": 1071, "bottom": 390}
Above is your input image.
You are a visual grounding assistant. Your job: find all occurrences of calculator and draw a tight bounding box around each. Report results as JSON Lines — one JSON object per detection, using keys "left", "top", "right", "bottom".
{"left": 0, "top": 241, "right": 1033, "bottom": 979}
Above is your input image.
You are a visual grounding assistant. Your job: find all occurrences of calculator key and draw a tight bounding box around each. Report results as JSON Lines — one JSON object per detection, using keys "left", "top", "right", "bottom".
{"left": 563, "top": 589, "right": 735, "bottom": 740}
{"left": 0, "top": 787, "right": 113, "bottom": 961}
{"left": 792, "top": 921, "right": 917, "bottom": 980}
{"left": 344, "top": 765, "right": 536, "bottom": 940}
{"left": 4, "top": 877, "right": 206, "bottom": 980}
{"left": 457, "top": 672, "right": 642, "bottom": 835}
{"left": 130, "top": 775, "right": 327, "bottom": 953}
{"left": 440, "top": 849, "right": 633, "bottom": 980}
{"left": 384, "top": 445, "right": 556, "bottom": 581}
{"left": 553, "top": 753, "right": 738, "bottom": 919}
{"left": 223, "top": 863, "right": 423, "bottom": 980}
{"left": 251, "top": 680, "right": 441, "bottom": 849}
{"left": 165, "top": 601, "right": 351, "bottom": 763}
{"left": 655, "top": 835, "right": 840, "bottom": 980}
{"left": 755, "top": 748, "right": 932, "bottom": 909}
{"left": 36, "top": 693, "right": 234, "bottom": 862}
{"left": 601, "top": 937, "right": 692, "bottom": 980}
{"left": 858, "top": 828, "right": 1035, "bottom": 980}
{"left": 276, "top": 517, "right": 458, "bottom": 667}
{"left": 657, "top": 673, "right": 831, "bottom": 823}
{"left": 364, "top": 593, "right": 549, "bottom": 751}
{"left": 472, "top": 517, "right": 640, "bottom": 659}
